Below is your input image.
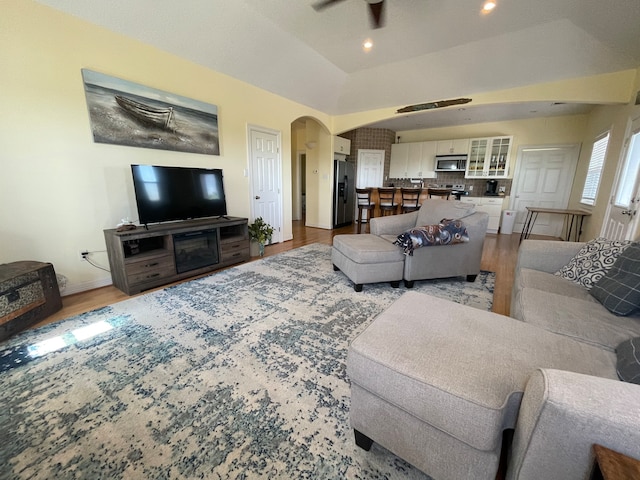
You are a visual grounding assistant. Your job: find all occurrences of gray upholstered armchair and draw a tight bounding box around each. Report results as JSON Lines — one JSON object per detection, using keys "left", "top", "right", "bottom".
{"left": 370, "top": 199, "right": 489, "bottom": 287}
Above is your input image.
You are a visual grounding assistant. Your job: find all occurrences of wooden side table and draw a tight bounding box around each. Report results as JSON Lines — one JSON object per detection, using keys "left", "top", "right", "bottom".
{"left": 591, "top": 444, "right": 640, "bottom": 480}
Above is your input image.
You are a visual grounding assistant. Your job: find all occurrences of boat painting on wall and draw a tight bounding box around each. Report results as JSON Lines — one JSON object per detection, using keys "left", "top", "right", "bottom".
{"left": 81, "top": 69, "right": 219, "bottom": 155}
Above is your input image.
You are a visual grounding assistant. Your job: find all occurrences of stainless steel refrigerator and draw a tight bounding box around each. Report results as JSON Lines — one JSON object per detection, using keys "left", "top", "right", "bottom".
{"left": 333, "top": 159, "right": 355, "bottom": 228}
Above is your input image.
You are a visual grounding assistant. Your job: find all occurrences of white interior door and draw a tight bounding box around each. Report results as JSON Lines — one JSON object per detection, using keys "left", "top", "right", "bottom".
{"left": 511, "top": 144, "right": 580, "bottom": 236}
{"left": 248, "top": 125, "right": 282, "bottom": 243}
{"left": 356, "top": 149, "right": 384, "bottom": 188}
{"left": 602, "top": 116, "right": 640, "bottom": 240}
{"left": 356, "top": 149, "right": 384, "bottom": 222}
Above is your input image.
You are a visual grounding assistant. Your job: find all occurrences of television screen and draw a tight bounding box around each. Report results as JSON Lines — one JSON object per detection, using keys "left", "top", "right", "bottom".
{"left": 131, "top": 164, "right": 227, "bottom": 225}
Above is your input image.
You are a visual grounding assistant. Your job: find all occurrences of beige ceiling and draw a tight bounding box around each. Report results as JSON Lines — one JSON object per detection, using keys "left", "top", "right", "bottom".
{"left": 37, "top": 0, "right": 640, "bottom": 131}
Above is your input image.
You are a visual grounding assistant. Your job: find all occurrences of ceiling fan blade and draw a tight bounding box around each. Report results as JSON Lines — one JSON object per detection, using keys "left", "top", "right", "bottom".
{"left": 312, "top": 0, "right": 347, "bottom": 11}
{"left": 367, "top": 0, "right": 385, "bottom": 29}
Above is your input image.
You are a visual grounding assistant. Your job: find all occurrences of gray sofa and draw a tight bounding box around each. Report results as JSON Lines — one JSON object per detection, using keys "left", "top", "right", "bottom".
{"left": 370, "top": 199, "right": 489, "bottom": 287}
{"left": 331, "top": 199, "right": 489, "bottom": 291}
{"left": 347, "top": 239, "right": 640, "bottom": 480}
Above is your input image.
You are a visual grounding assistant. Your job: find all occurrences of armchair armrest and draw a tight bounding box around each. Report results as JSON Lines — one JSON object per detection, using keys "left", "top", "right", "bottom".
{"left": 507, "top": 369, "right": 640, "bottom": 480}
{"left": 516, "top": 240, "right": 585, "bottom": 274}
{"left": 370, "top": 211, "right": 418, "bottom": 236}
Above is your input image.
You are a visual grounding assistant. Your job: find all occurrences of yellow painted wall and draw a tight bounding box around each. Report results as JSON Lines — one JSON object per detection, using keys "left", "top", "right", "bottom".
{"left": 569, "top": 67, "right": 640, "bottom": 240}
{"left": 0, "top": 0, "right": 330, "bottom": 293}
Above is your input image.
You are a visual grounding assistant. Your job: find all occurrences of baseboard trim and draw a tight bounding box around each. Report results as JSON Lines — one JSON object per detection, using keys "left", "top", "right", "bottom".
{"left": 62, "top": 277, "right": 113, "bottom": 297}
{"left": 304, "top": 223, "right": 332, "bottom": 230}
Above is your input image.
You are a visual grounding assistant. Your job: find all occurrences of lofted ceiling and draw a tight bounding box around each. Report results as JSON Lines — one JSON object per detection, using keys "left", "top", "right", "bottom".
{"left": 36, "top": 0, "right": 640, "bottom": 132}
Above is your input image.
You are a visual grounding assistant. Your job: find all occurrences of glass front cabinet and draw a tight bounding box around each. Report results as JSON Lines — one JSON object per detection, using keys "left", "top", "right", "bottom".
{"left": 465, "top": 136, "right": 513, "bottom": 178}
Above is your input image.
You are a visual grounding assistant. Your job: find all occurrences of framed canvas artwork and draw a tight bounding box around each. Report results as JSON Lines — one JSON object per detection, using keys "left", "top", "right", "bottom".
{"left": 82, "top": 69, "right": 219, "bottom": 155}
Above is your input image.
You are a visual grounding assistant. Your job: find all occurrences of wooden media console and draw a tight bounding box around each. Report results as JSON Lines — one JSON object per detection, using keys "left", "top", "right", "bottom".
{"left": 104, "top": 217, "right": 249, "bottom": 295}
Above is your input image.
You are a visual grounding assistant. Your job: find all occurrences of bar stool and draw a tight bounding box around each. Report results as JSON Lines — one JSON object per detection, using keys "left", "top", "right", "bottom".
{"left": 427, "top": 188, "right": 451, "bottom": 200}
{"left": 401, "top": 188, "right": 422, "bottom": 213}
{"left": 356, "top": 188, "right": 376, "bottom": 233}
{"left": 377, "top": 188, "right": 397, "bottom": 216}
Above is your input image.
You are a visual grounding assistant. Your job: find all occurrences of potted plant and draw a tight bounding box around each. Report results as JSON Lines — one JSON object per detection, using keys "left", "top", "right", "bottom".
{"left": 248, "top": 217, "right": 274, "bottom": 257}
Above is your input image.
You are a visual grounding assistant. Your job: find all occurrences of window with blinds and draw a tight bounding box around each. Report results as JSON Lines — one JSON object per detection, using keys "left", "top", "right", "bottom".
{"left": 580, "top": 131, "right": 610, "bottom": 206}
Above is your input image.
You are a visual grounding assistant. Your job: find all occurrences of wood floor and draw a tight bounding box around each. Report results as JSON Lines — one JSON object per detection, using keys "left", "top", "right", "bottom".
{"left": 37, "top": 220, "right": 537, "bottom": 329}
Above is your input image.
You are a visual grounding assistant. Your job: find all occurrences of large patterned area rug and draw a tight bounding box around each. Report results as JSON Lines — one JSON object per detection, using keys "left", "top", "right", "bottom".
{"left": 0, "top": 243, "right": 494, "bottom": 480}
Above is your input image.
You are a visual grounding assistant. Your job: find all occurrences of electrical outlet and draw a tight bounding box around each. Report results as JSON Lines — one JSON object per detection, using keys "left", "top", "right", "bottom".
{"left": 499, "top": 186, "right": 506, "bottom": 193}
{"left": 79, "top": 250, "right": 89, "bottom": 261}
{"left": 468, "top": 185, "right": 473, "bottom": 191}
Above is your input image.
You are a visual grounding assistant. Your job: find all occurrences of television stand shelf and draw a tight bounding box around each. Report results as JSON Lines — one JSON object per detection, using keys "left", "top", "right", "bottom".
{"left": 104, "top": 217, "right": 249, "bottom": 295}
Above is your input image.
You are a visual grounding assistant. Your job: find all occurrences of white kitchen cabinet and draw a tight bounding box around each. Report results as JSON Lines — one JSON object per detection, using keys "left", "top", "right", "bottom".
{"left": 418, "top": 141, "right": 437, "bottom": 177}
{"left": 334, "top": 136, "right": 351, "bottom": 155}
{"left": 390, "top": 141, "right": 437, "bottom": 178}
{"left": 390, "top": 143, "right": 410, "bottom": 178}
{"left": 436, "top": 138, "right": 470, "bottom": 156}
{"left": 465, "top": 136, "right": 512, "bottom": 178}
{"left": 460, "top": 197, "right": 504, "bottom": 233}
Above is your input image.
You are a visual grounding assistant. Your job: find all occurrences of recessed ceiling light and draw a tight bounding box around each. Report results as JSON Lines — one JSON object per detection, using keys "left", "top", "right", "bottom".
{"left": 482, "top": 1, "right": 496, "bottom": 13}
{"left": 363, "top": 39, "right": 373, "bottom": 51}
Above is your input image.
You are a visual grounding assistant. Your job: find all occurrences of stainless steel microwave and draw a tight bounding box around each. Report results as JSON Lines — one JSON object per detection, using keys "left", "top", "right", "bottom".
{"left": 435, "top": 155, "right": 467, "bottom": 172}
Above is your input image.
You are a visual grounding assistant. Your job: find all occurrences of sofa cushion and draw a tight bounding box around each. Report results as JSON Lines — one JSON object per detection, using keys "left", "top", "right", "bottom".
{"left": 332, "top": 234, "right": 405, "bottom": 264}
{"left": 347, "top": 292, "right": 617, "bottom": 453}
{"left": 590, "top": 242, "right": 640, "bottom": 316}
{"left": 394, "top": 219, "right": 469, "bottom": 255}
{"left": 515, "top": 269, "right": 597, "bottom": 303}
{"left": 616, "top": 337, "right": 640, "bottom": 384}
{"left": 514, "top": 288, "right": 640, "bottom": 352}
{"left": 554, "top": 237, "right": 631, "bottom": 290}
{"left": 415, "top": 199, "right": 475, "bottom": 226}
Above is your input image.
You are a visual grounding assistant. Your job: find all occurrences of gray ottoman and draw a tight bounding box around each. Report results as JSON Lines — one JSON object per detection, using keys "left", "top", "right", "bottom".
{"left": 332, "top": 234, "right": 405, "bottom": 291}
{"left": 347, "top": 292, "right": 617, "bottom": 479}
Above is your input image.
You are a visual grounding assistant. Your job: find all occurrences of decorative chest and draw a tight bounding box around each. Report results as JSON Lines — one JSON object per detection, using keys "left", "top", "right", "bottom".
{"left": 0, "top": 261, "right": 62, "bottom": 341}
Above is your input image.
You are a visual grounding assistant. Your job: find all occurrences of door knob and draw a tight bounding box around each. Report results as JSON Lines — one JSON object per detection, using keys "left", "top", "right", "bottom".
{"left": 255, "top": 196, "right": 261, "bottom": 200}
{"left": 621, "top": 210, "right": 635, "bottom": 216}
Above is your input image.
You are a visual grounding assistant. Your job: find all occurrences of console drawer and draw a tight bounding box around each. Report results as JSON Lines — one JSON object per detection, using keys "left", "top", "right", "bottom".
{"left": 221, "top": 246, "right": 250, "bottom": 264}
{"left": 126, "top": 255, "right": 175, "bottom": 286}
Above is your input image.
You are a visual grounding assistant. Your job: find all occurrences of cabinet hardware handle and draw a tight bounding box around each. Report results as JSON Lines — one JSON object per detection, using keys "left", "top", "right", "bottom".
{"left": 146, "top": 273, "right": 161, "bottom": 279}
{"left": 145, "top": 262, "right": 159, "bottom": 267}
{"left": 232, "top": 253, "right": 240, "bottom": 257}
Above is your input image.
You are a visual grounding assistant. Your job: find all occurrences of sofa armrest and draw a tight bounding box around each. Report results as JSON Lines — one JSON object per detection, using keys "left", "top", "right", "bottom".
{"left": 507, "top": 369, "right": 640, "bottom": 480}
{"left": 370, "top": 211, "right": 419, "bottom": 236}
{"left": 515, "top": 240, "right": 585, "bottom": 274}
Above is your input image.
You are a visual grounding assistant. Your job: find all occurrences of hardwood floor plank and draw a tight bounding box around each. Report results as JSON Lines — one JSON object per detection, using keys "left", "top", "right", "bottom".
{"left": 33, "top": 221, "right": 548, "bottom": 329}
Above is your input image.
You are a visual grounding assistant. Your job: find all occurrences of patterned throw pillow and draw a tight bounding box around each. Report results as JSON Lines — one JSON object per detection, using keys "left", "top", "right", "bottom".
{"left": 394, "top": 218, "right": 469, "bottom": 256}
{"left": 615, "top": 337, "right": 640, "bottom": 384}
{"left": 590, "top": 242, "right": 640, "bottom": 316}
{"left": 555, "top": 237, "right": 631, "bottom": 290}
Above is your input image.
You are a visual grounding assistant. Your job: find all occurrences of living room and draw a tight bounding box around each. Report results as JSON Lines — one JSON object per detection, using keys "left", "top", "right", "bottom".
{"left": 2, "top": 0, "right": 639, "bottom": 297}
{"left": 2, "top": 0, "right": 640, "bottom": 478}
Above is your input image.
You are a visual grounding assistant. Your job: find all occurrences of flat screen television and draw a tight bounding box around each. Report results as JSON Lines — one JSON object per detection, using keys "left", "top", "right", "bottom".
{"left": 131, "top": 164, "right": 227, "bottom": 225}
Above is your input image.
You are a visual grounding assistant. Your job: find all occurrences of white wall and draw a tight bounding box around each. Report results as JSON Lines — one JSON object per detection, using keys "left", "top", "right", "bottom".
{"left": 0, "top": 0, "right": 330, "bottom": 294}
